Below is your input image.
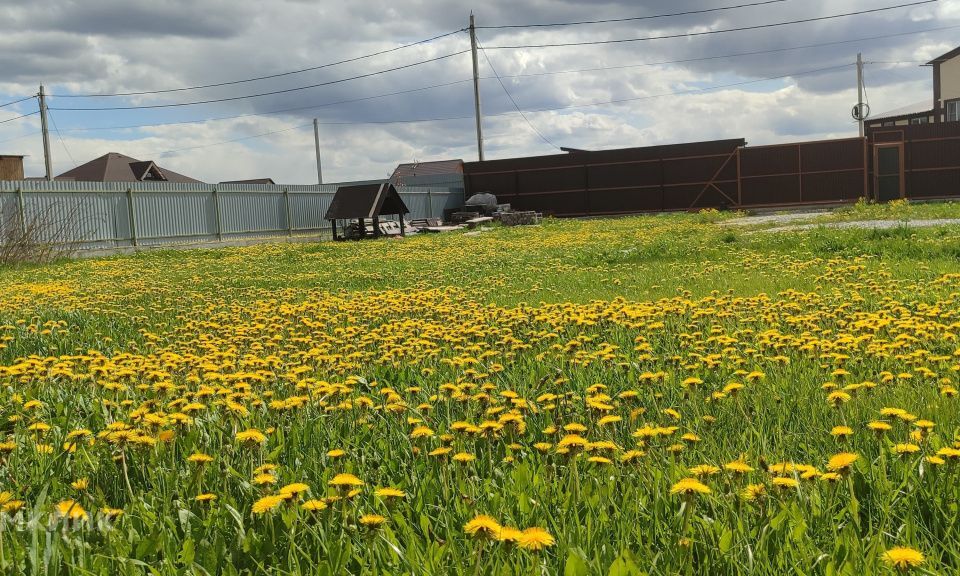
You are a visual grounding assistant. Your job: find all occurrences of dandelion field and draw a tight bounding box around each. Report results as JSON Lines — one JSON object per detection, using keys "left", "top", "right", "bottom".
{"left": 3, "top": 205, "right": 960, "bottom": 574}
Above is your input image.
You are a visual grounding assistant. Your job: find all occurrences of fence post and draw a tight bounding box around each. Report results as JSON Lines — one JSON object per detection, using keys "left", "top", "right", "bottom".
{"left": 16, "top": 187, "right": 25, "bottom": 232}
{"left": 212, "top": 187, "right": 223, "bottom": 241}
{"left": 126, "top": 188, "right": 138, "bottom": 246}
{"left": 427, "top": 188, "right": 434, "bottom": 218}
{"left": 284, "top": 188, "right": 292, "bottom": 236}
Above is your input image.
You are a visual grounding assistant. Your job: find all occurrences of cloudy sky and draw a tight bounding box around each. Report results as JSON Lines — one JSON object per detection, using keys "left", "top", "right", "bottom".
{"left": 0, "top": 0, "right": 957, "bottom": 183}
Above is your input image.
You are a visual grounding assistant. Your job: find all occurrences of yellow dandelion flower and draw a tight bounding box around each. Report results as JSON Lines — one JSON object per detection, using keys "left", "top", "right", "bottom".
{"left": 328, "top": 473, "right": 364, "bottom": 488}
{"left": 453, "top": 452, "right": 476, "bottom": 463}
{"left": 359, "top": 513, "right": 387, "bottom": 528}
{"left": 302, "top": 499, "right": 328, "bottom": 512}
{"left": 464, "top": 514, "right": 501, "bottom": 539}
{"left": 55, "top": 500, "right": 88, "bottom": 521}
{"left": 187, "top": 453, "right": 214, "bottom": 464}
{"left": 827, "top": 452, "right": 859, "bottom": 472}
{"left": 518, "top": 527, "right": 555, "bottom": 551}
{"left": 374, "top": 487, "right": 406, "bottom": 499}
{"left": 893, "top": 443, "right": 921, "bottom": 456}
{"left": 235, "top": 428, "right": 267, "bottom": 445}
{"left": 725, "top": 459, "right": 754, "bottom": 474}
{"left": 278, "top": 483, "right": 310, "bottom": 500}
{"left": 252, "top": 494, "right": 285, "bottom": 514}
{"left": 670, "top": 478, "right": 711, "bottom": 496}
{"left": 882, "top": 547, "right": 924, "bottom": 570}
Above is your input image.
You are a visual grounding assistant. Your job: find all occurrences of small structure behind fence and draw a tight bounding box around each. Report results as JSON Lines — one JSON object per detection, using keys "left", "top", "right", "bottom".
{"left": 0, "top": 180, "right": 463, "bottom": 251}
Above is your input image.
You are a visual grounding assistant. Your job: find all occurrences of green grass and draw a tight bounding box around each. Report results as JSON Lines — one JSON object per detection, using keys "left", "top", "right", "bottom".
{"left": 0, "top": 207, "right": 959, "bottom": 574}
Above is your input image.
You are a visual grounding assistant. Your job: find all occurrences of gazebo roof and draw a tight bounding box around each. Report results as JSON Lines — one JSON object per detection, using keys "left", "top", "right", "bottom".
{"left": 324, "top": 183, "right": 409, "bottom": 220}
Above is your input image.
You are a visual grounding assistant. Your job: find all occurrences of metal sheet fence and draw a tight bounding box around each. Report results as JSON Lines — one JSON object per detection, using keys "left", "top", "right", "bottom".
{"left": 464, "top": 137, "right": 870, "bottom": 215}
{"left": 867, "top": 122, "right": 960, "bottom": 201}
{"left": 463, "top": 139, "right": 747, "bottom": 217}
{"left": 0, "top": 181, "right": 463, "bottom": 250}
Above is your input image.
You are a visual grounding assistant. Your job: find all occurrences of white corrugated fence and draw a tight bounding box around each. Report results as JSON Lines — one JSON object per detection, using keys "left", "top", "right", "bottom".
{"left": 0, "top": 180, "right": 464, "bottom": 250}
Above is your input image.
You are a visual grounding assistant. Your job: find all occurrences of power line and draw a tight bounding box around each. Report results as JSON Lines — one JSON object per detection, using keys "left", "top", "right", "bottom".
{"left": 157, "top": 114, "right": 485, "bottom": 156}
{"left": 479, "top": 0, "right": 791, "bottom": 29}
{"left": 47, "top": 63, "right": 853, "bottom": 137}
{"left": 47, "top": 110, "right": 77, "bottom": 168}
{"left": 0, "top": 110, "right": 40, "bottom": 125}
{"left": 0, "top": 95, "right": 36, "bottom": 109}
{"left": 484, "top": 0, "right": 939, "bottom": 49}
{"left": 152, "top": 63, "right": 855, "bottom": 157}
{"left": 50, "top": 50, "right": 471, "bottom": 111}
{"left": 57, "top": 79, "right": 476, "bottom": 133}
{"left": 477, "top": 38, "right": 560, "bottom": 151}
{"left": 497, "top": 24, "right": 960, "bottom": 80}
{"left": 45, "top": 22, "right": 958, "bottom": 136}
{"left": 492, "top": 63, "right": 855, "bottom": 116}
{"left": 51, "top": 29, "right": 468, "bottom": 98}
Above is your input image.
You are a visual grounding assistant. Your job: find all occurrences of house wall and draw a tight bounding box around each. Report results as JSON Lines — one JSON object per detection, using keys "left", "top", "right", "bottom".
{"left": 940, "top": 55, "right": 960, "bottom": 105}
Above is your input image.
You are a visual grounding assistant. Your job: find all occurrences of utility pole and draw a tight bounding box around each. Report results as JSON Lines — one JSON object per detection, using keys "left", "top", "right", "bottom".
{"left": 313, "top": 118, "right": 323, "bottom": 184}
{"left": 856, "top": 53, "right": 864, "bottom": 138}
{"left": 469, "top": 12, "right": 485, "bottom": 161}
{"left": 38, "top": 84, "right": 53, "bottom": 181}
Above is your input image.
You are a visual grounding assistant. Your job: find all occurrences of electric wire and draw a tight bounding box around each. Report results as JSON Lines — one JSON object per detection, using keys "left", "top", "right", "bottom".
{"left": 47, "top": 110, "right": 77, "bottom": 168}
{"left": 0, "top": 95, "right": 36, "bottom": 109}
{"left": 484, "top": 0, "right": 939, "bottom": 49}
{"left": 42, "top": 22, "right": 958, "bottom": 136}
{"left": 50, "top": 50, "right": 471, "bottom": 111}
{"left": 153, "top": 62, "right": 854, "bottom": 157}
{"left": 57, "top": 79, "right": 476, "bottom": 133}
{"left": 51, "top": 29, "right": 468, "bottom": 98}
{"left": 0, "top": 110, "right": 41, "bottom": 125}
{"left": 479, "top": 0, "right": 791, "bottom": 28}
{"left": 476, "top": 38, "right": 560, "bottom": 151}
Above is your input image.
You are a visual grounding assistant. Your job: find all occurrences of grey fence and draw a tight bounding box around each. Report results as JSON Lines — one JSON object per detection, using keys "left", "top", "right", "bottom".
{"left": 0, "top": 180, "right": 464, "bottom": 250}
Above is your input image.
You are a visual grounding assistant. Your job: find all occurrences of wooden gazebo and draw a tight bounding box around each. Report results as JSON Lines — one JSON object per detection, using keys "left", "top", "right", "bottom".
{"left": 324, "top": 183, "right": 410, "bottom": 241}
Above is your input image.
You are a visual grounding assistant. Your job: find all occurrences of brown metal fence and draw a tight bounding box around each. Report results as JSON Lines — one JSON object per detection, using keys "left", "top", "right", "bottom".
{"left": 463, "top": 139, "right": 745, "bottom": 217}
{"left": 464, "top": 137, "right": 869, "bottom": 215}
{"left": 463, "top": 125, "right": 960, "bottom": 215}
{"left": 739, "top": 137, "right": 867, "bottom": 208}
{"left": 868, "top": 122, "right": 960, "bottom": 201}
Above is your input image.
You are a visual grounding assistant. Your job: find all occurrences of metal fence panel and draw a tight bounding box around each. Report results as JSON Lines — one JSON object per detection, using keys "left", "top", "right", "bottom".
{"left": 134, "top": 192, "right": 216, "bottom": 244}
{"left": 219, "top": 191, "right": 287, "bottom": 234}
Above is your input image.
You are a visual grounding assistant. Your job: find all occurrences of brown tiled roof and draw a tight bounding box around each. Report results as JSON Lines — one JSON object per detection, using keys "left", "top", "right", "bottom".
{"left": 55, "top": 152, "right": 202, "bottom": 183}
{"left": 324, "top": 183, "right": 409, "bottom": 220}
{"left": 391, "top": 159, "right": 463, "bottom": 179}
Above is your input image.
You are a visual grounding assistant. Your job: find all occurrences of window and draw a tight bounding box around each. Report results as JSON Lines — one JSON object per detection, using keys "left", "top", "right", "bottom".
{"left": 910, "top": 116, "right": 929, "bottom": 125}
{"left": 948, "top": 100, "right": 960, "bottom": 123}
{"left": 882, "top": 121, "right": 895, "bottom": 127}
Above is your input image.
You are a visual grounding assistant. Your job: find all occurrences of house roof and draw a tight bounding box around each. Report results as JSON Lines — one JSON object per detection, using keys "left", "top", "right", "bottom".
{"left": 868, "top": 100, "right": 932, "bottom": 122}
{"left": 220, "top": 178, "right": 276, "bottom": 185}
{"left": 324, "top": 183, "right": 409, "bottom": 220}
{"left": 927, "top": 45, "right": 960, "bottom": 65}
{"left": 55, "top": 152, "right": 202, "bottom": 183}
{"left": 391, "top": 159, "right": 463, "bottom": 180}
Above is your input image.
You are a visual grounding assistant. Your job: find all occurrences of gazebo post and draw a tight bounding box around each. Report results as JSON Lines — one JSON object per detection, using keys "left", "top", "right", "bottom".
{"left": 330, "top": 219, "right": 337, "bottom": 241}
{"left": 399, "top": 213, "right": 405, "bottom": 237}
{"left": 372, "top": 215, "right": 381, "bottom": 238}
{"left": 357, "top": 218, "right": 365, "bottom": 239}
